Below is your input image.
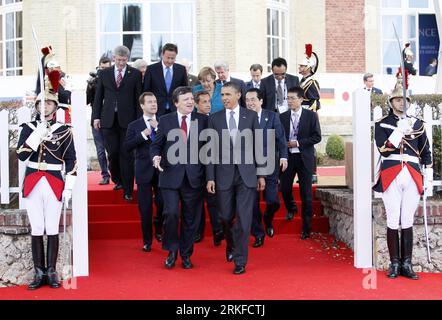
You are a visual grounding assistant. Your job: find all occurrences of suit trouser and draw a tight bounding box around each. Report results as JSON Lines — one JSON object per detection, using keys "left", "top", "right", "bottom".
{"left": 102, "top": 112, "right": 135, "bottom": 196}
{"left": 161, "top": 174, "right": 202, "bottom": 258}
{"left": 217, "top": 167, "right": 255, "bottom": 267}
{"left": 197, "top": 190, "right": 222, "bottom": 236}
{"left": 137, "top": 181, "right": 164, "bottom": 246}
{"left": 280, "top": 153, "right": 313, "bottom": 233}
{"left": 251, "top": 171, "right": 280, "bottom": 238}
{"left": 91, "top": 126, "right": 110, "bottom": 179}
{"left": 382, "top": 166, "right": 420, "bottom": 230}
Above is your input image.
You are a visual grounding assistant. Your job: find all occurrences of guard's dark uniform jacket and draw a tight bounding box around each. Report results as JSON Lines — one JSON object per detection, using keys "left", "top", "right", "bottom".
{"left": 373, "top": 112, "right": 432, "bottom": 194}
{"left": 300, "top": 75, "right": 321, "bottom": 112}
{"left": 16, "top": 119, "right": 77, "bottom": 201}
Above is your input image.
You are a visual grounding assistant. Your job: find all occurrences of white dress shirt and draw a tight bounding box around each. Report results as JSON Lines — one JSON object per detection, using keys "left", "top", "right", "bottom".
{"left": 177, "top": 111, "right": 191, "bottom": 138}
{"left": 114, "top": 65, "right": 127, "bottom": 81}
{"left": 289, "top": 108, "right": 302, "bottom": 154}
{"left": 162, "top": 61, "right": 174, "bottom": 79}
{"left": 141, "top": 115, "right": 157, "bottom": 141}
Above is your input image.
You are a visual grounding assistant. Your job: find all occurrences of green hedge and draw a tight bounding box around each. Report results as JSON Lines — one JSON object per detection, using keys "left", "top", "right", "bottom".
{"left": 326, "top": 135, "right": 345, "bottom": 160}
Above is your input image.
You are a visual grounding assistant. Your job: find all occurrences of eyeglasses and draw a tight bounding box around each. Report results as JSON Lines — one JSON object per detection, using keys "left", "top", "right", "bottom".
{"left": 273, "top": 73, "right": 286, "bottom": 77}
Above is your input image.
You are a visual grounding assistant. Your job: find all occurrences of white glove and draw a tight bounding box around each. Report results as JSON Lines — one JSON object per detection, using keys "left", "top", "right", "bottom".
{"left": 35, "top": 122, "right": 50, "bottom": 140}
{"left": 397, "top": 118, "right": 413, "bottom": 135}
{"left": 424, "top": 167, "right": 433, "bottom": 184}
{"left": 62, "top": 189, "right": 72, "bottom": 208}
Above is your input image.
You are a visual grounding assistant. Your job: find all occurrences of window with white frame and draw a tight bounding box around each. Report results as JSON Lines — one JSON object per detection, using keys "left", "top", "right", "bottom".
{"left": 98, "top": 1, "right": 195, "bottom": 65}
{"left": 0, "top": 0, "right": 23, "bottom": 77}
{"left": 381, "top": 0, "right": 434, "bottom": 74}
{"left": 267, "top": 0, "right": 288, "bottom": 72}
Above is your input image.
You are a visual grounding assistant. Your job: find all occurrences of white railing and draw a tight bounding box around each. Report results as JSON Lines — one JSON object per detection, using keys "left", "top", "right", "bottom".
{"left": 0, "top": 91, "right": 89, "bottom": 277}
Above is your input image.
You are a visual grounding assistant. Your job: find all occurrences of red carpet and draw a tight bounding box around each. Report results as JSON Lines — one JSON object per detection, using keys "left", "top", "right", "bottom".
{"left": 2, "top": 234, "right": 442, "bottom": 300}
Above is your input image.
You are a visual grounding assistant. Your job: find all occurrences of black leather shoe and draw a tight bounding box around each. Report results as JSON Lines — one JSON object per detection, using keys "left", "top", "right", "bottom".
{"left": 401, "top": 260, "right": 419, "bottom": 280}
{"left": 387, "top": 262, "right": 400, "bottom": 279}
{"left": 266, "top": 227, "right": 274, "bottom": 238}
{"left": 285, "top": 212, "right": 295, "bottom": 221}
{"left": 113, "top": 183, "right": 123, "bottom": 191}
{"left": 99, "top": 177, "right": 110, "bottom": 185}
{"left": 47, "top": 267, "right": 61, "bottom": 289}
{"left": 213, "top": 230, "right": 224, "bottom": 247}
{"left": 28, "top": 267, "right": 47, "bottom": 290}
{"left": 143, "top": 244, "right": 151, "bottom": 252}
{"left": 165, "top": 251, "right": 177, "bottom": 269}
{"left": 226, "top": 249, "right": 234, "bottom": 262}
{"left": 194, "top": 233, "right": 203, "bottom": 243}
{"left": 301, "top": 231, "right": 310, "bottom": 240}
{"left": 400, "top": 228, "right": 419, "bottom": 280}
{"left": 312, "top": 175, "right": 318, "bottom": 184}
{"left": 155, "top": 233, "right": 162, "bottom": 243}
{"left": 252, "top": 237, "right": 264, "bottom": 248}
{"left": 123, "top": 194, "right": 133, "bottom": 202}
{"left": 181, "top": 256, "right": 193, "bottom": 269}
{"left": 233, "top": 265, "right": 246, "bottom": 275}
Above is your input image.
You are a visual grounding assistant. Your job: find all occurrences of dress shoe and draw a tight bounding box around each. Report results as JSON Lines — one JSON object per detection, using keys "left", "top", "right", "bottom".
{"left": 28, "top": 267, "right": 47, "bottom": 290}
{"left": 99, "top": 177, "right": 110, "bottom": 185}
{"left": 301, "top": 231, "right": 310, "bottom": 240}
{"left": 233, "top": 265, "right": 246, "bottom": 275}
{"left": 285, "top": 212, "right": 295, "bottom": 221}
{"left": 165, "top": 251, "right": 177, "bottom": 269}
{"left": 213, "top": 230, "right": 224, "bottom": 247}
{"left": 226, "top": 249, "right": 234, "bottom": 262}
{"left": 142, "top": 244, "right": 151, "bottom": 252}
{"left": 312, "top": 174, "right": 318, "bottom": 184}
{"left": 123, "top": 194, "right": 133, "bottom": 202}
{"left": 252, "top": 236, "right": 264, "bottom": 248}
{"left": 266, "top": 226, "right": 274, "bottom": 238}
{"left": 155, "top": 233, "right": 162, "bottom": 243}
{"left": 181, "top": 256, "right": 193, "bottom": 269}
{"left": 113, "top": 183, "right": 123, "bottom": 191}
{"left": 194, "top": 233, "right": 203, "bottom": 243}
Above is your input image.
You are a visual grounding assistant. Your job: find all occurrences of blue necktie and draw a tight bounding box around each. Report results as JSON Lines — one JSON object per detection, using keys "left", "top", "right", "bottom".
{"left": 165, "top": 67, "right": 172, "bottom": 110}
{"left": 148, "top": 119, "right": 156, "bottom": 141}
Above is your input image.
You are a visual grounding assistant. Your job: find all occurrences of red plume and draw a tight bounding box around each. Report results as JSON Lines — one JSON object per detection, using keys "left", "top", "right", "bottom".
{"left": 41, "top": 46, "right": 52, "bottom": 56}
{"left": 404, "top": 69, "right": 409, "bottom": 89}
{"left": 405, "top": 43, "right": 410, "bottom": 48}
{"left": 396, "top": 67, "right": 402, "bottom": 78}
{"left": 48, "top": 70, "right": 60, "bottom": 93}
{"left": 305, "top": 44, "right": 313, "bottom": 58}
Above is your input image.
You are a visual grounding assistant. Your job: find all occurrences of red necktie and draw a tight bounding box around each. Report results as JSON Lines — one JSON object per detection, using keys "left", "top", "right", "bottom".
{"left": 181, "top": 115, "right": 188, "bottom": 141}
{"left": 116, "top": 68, "right": 123, "bottom": 88}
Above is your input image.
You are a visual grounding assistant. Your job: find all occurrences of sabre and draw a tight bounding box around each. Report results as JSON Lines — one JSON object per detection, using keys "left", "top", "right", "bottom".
{"left": 31, "top": 25, "right": 46, "bottom": 123}
{"left": 63, "top": 197, "right": 72, "bottom": 279}
{"left": 422, "top": 167, "right": 432, "bottom": 263}
{"left": 392, "top": 23, "right": 409, "bottom": 117}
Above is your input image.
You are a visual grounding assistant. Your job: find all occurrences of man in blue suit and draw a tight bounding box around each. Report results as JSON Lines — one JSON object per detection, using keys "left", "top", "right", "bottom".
{"left": 124, "top": 92, "right": 164, "bottom": 252}
{"left": 151, "top": 86, "right": 208, "bottom": 270}
{"left": 245, "top": 88, "right": 288, "bottom": 247}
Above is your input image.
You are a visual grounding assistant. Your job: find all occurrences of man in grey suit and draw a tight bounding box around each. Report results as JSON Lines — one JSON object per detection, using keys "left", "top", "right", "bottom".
{"left": 206, "top": 82, "right": 266, "bottom": 275}
{"left": 260, "top": 57, "right": 300, "bottom": 114}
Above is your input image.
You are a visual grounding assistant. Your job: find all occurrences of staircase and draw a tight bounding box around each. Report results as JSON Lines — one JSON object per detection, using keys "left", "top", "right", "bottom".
{"left": 88, "top": 172, "right": 329, "bottom": 240}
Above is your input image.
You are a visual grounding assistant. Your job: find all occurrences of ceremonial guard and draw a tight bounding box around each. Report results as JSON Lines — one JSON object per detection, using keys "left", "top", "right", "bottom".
{"left": 299, "top": 44, "right": 321, "bottom": 183}
{"left": 403, "top": 43, "right": 417, "bottom": 76}
{"left": 17, "top": 70, "right": 77, "bottom": 290}
{"left": 373, "top": 72, "right": 432, "bottom": 280}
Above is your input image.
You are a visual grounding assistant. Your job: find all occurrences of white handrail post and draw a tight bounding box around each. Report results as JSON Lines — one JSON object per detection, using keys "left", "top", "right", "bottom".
{"left": 0, "top": 110, "right": 10, "bottom": 204}
{"left": 17, "top": 106, "right": 32, "bottom": 209}
{"left": 353, "top": 89, "right": 373, "bottom": 268}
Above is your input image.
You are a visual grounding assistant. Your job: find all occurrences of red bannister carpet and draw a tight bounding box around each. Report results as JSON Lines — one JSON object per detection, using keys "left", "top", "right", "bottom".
{"left": 1, "top": 169, "right": 442, "bottom": 300}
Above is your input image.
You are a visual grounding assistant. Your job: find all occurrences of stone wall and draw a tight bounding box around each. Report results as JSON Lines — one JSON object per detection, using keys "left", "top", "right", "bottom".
{"left": 0, "top": 210, "right": 73, "bottom": 287}
{"left": 316, "top": 188, "right": 442, "bottom": 273}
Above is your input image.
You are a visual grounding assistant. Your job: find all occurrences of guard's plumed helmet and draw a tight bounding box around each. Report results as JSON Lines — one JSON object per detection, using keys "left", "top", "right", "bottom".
{"left": 389, "top": 68, "right": 410, "bottom": 103}
{"left": 35, "top": 70, "right": 61, "bottom": 107}
{"left": 299, "top": 44, "right": 319, "bottom": 75}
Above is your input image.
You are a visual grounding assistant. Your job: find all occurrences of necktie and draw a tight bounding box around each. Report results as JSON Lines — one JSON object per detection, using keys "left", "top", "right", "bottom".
{"left": 277, "top": 80, "right": 284, "bottom": 107}
{"left": 291, "top": 112, "right": 299, "bottom": 140}
{"left": 181, "top": 115, "right": 188, "bottom": 141}
{"left": 116, "top": 68, "right": 123, "bottom": 88}
{"left": 148, "top": 119, "right": 156, "bottom": 141}
{"left": 165, "top": 67, "right": 172, "bottom": 93}
{"left": 229, "top": 110, "right": 237, "bottom": 143}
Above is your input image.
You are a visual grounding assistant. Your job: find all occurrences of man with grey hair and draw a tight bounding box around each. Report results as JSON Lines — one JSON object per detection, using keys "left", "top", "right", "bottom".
{"left": 180, "top": 58, "right": 200, "bottom": 87}
{"left": 93, "top": 45, "right": 143, "bottom": 202}
{"left": 363, "top": 73, "right": 383, "bottom": 95}
{"left": 214, "top": 60, "right": 247, "bottom": 107}
{"left": 132, "top": 59, "right": 148, "bottom": 80}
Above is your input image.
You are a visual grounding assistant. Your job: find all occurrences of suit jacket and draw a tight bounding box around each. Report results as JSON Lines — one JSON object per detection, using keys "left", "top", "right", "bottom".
{"left": 259, "top": 109, "right": 288, "bottom": 160}
{"left": 143, "top": 62, "right": 188, "bottom": 116}
{"left": 280, "top": 108, "right": 321, "bottom": 174}
{"left": 150, "top": 112, "right": 208, "bottom": 189}
{"left": 216, "top": 77, "right": 247, "bottom": 107}
{"left": 260, "top": 74, "right": 300, "bottom": 112}
{"left": 124, "top": 117, "right": 157, "bottom": 184}
{"left": 246, "top": 80, "right": 261, "bottom": 90}
{"left": 206, "top": 107, "right": 264, "bottom": 190}
{"left": 372, "top": 87, "right": 383, "bottom": 95}
{"left": 92, "top": 65, "right": 142, "bottom": 129}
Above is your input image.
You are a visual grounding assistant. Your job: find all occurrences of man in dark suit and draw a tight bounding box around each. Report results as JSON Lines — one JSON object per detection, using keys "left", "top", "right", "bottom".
{"left": 260, "top": 57, "right": 299, "bottom": 114}
{"left": 151, "top": 86, "right": 208, "bottom": 270}
{"left": 246, "top": 64, "right": 263, "bottom": 90}
{"left": 214, "top": 60, "right": 247, "bottom": 107}
{"left": 207, "top": 82, "right": 266, "bottom": 275}
{"left": 363, "top": 73, "right": 383, "bottom": 95}
{"left": 124, "top": 92, "right": 164, "bottom": 252}
{"left": 280, "top": 87, "right": 321, "bottom": 240}
{"left": 245, "top": 88, "right": 288, "bottom": 247}
{"left": 93, "top": 45, "right": 142, "bottom": 201}
{"left": 143, "top": 43, "right": 188, "bottom": 116}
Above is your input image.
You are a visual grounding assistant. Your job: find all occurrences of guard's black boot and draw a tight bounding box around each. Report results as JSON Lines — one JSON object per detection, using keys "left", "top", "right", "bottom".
{"left": 47, "top": 235, "right": 61, "bottom": 288}
{"left": 386, "top": 228, "right": 400, "bottom": 279}
{"left": 400, "top": 228, "right": 419, "bottom": 280}
{"left": 28, "top": 236, "right": 47, "bottom": 290}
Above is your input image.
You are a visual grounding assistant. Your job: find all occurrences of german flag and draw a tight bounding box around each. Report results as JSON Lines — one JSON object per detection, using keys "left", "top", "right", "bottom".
{"left": 320, "top": 88, "right": 335, "bottom": 106}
